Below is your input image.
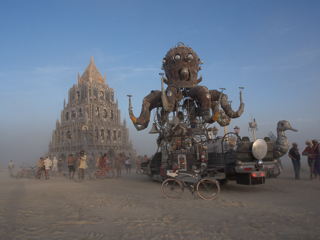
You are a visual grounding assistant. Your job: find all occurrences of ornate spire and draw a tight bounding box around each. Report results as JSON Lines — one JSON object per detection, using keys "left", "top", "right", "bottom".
{"left": 79, "top": 56, "right": 105, "bottom": 85}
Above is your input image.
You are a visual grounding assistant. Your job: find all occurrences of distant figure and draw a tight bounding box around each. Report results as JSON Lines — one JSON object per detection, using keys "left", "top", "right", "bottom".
{"left": 116, "top": 153, "right": 123, "bottom": 177}
{"left": 51, "top": 157, "right": 58, "bottom": 176}
{"left": 77, "top": 150, "right": 87, "bottom": 182}
{"left": 136, "top": 156, "right": 141, "bottom": 174}
{"left": 312, "top": 139, "right": 320, "bottom": 180}
{"left": 8, "top": 160, "right": 14, "bottom": 175}
{"left": 67, "top": 153, "right": 76, "bottom": 179}
{"left": 36, "top": 157, "right": 44, "bottom": 179}
{"left": 96, "top": 154, "right": 101, "bottom": 170}
{"left": 302, "top": 140, "right": 315, "bottom": 179}
{"left": 143, "top": 155, "right": 148, "bottom": 163}
{"left": 58, "top": 158, "right": 63, "bottom": 173}
{"left": 288, "top": 142, "right": 301, "bottom": 180}
{"left": 44, "top": 157, "right": 52, "bottom": 180}
{"left": 125, "top": 157, "right": 131, "bottom": 173}
{"left": 100, "top": 153, "right": 108, "bottom": 170}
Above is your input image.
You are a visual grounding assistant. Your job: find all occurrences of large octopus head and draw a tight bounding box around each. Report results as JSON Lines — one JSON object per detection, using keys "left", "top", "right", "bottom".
{"left": 162, "top": 42, "right": 203, "bottom": 88}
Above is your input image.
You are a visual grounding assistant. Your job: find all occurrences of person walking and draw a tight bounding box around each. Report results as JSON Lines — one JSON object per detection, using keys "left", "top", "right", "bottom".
{"left": 288, "top": 142, "right": 301, "bottom": 180}
{"left": 36, "top": 157, "right": 44, "bottom": 179}
{"left": 8, "top": 160, "right": 14, "bottom": 175}
{"left": 43, "top": 157, "right": 52, "bottom": 180}
{"left": 51, "top": 156, "right": 58, "bottom": 176}
{"left": 312, "top": 139, "right": 320, "bottom": 180}
{"left": 77, "top": 150, "right": 87, "bottom": 182}
{"left": 302, "top": 140, "right": 315, "bottom": 179}
{"left": 67, "top": 153, "right": 76, "bottom": 179}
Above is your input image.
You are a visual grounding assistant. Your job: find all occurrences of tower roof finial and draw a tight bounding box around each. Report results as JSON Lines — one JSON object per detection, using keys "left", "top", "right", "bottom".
{"left": 91, "top": 55, "right": 94, "bottom": 63}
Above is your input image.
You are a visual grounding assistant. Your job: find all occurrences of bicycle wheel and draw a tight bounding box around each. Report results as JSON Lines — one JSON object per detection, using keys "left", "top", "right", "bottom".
{"left": 161, "top": 179, "right": 184, "bottom": 199}
{"left": 197, "top": 178, "right": 220, "bottom": 200}
{"left": 27, "top": 171, "right": 34, "bottom": 179}
{"left": 105, "top": 170, "right": 114, "bottom": 178}
{"left": 93, "top": 170, "right": 102, "bottom": 180}
{"left": 17, "top": 171, "right": 24, "bottom": 179}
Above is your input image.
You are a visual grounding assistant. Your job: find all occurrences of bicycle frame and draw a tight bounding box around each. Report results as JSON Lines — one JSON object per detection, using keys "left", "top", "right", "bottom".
{"left": 170, "top": 170, "right": 201, "bottom": 194}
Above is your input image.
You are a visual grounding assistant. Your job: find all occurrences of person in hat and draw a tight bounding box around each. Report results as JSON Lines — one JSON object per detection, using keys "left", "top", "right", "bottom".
{"left": 312, "top": 139, "right": 320, "bottom": 180}
{"left": 77, "top": 150, "right": 87, "bottom": 182}
{"left": 302, "top": 140, "right": 315, "bottom": 179}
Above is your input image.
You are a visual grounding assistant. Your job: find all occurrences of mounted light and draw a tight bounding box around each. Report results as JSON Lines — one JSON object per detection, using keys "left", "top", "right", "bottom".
{"left": 257, "top": 160, "right": 264, "bottom": 168}
{"left": 236, "top": 160, "right": 242, "bottom": 166}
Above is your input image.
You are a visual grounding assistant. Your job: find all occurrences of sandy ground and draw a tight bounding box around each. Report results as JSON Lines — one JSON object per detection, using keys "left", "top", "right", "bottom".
{"left": 1, "top": 165, "right": 320, "bottom": 240}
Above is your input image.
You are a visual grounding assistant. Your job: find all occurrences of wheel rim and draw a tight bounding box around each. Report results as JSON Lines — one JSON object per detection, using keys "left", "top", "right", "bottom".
{"left": 161, "top": 179, "right": 183, "bottom": 199}
{"left": 93, "top": 171, "right": 100, "bottom": 180}
{"left": 197, "top": 178, "right": 220, "bottom": 200}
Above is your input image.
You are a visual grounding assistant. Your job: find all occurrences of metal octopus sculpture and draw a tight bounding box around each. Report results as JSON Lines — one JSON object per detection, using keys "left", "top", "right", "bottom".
{"left": 129, "top": 42, "right": 245, "bottom": 131}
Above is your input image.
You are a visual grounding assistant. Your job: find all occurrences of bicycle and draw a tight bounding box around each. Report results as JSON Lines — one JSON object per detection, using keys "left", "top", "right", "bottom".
{"left": 26, "top": 167, "right": 38, "bottom": 179}
{"left": 93, "top": 165, "right": 115, "bottom": 180}
{"left": 17, "top": 166, "right": 31, "bottom": 179}
{"left": 161, "top": 169, "right": 220, "bottom": 200}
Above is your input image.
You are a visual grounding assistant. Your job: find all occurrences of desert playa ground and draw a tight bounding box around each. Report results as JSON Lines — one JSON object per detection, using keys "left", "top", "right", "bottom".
{"left": 0, "top": 164, "right": 320, "bottom": 240}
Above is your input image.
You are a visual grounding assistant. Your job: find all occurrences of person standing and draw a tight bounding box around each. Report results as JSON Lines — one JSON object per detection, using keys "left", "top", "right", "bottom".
{"left": 312, "top": 139, "right": 320, "bottom": 180}
{"left": 302, "top": 140, "right": 315, "bottom": 179}
{"left": 51, "top": 156, "right": 58, "bottom": 176}
{"left": 116, "top": 153, "right": 123, "bottom": 177}
{"left": 43, "top": 157, "right": 52, "bottom": 180}
{"left": 67, "top": 154, "right": 76, "bottom": 179}
{"left": 8, "top": 160, "right": 14, "bottom": 175}
{"left": 125, "top": 157, "right": 131, "bottom": 173}
{"left": 36, "top": 157, "right": 44, "bottom": 179}
{"left": 100, "top": 153, "right": 108, "bottom": 170}
{"left": 58, "top": 158, "right": 63, "bottom": 173}
{"left": 77, "top": 150, "right": 87, "bottom": 182}
{"left": 143, "top": 155, "right": 148, "bottom": 163}
{"left": 136, "top": 156, "right": 141, "bottom": 174}
{"left": 96, "top": 154, "right": 101, "bottom": 170}
{"left": 288, "top": 142, "right": 301, "bottom": 180}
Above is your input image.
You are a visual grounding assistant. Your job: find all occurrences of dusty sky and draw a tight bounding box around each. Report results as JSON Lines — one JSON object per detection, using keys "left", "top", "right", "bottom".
{"left": 0, "top": 0, "right": 319, "bottom": 167}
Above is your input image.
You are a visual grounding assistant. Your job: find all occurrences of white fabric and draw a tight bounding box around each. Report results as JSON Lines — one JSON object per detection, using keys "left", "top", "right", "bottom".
{"left": 44, "top": 158, "right": 52, "bottom": 168}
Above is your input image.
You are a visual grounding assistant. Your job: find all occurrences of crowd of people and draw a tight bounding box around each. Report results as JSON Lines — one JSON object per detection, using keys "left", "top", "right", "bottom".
{"left": 14, "top": 151, "right": 146, "bottom": 182}
{"left": 8, "top": 140, "right": 320, "bottom": 182}
{"left": 288, "top": 139, "right": 320, "bottom": 180}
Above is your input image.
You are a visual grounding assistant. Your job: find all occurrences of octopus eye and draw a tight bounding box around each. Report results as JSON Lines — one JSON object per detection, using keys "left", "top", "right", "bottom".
{"left": 162, "top": 58, "right": 167, "bottom": 65}
{"left": 174, "top": 54, "right": 181, "bottom": 62}
{"left": 186, "top": 53, "right": 193, "bottom": 61}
